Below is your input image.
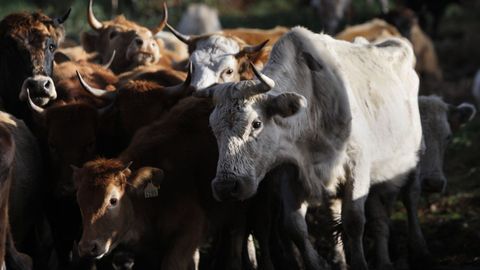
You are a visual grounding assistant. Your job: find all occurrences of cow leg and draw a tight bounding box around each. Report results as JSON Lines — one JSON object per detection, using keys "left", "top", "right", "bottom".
{"left": 5, "top": 229, "right": 32, "bottom": 270}
{"left": 401, "top": 170, "right": 431, "bottom": 267}
{"left": 342, "top": 165, "right": 370, "bottom": 270}
{"left": 279, "top": 168, "right": 329, "bottom": 270}
{"left": 329, "top": 198, "right": 347, "bottom": 270}
{"left": 250, "top": 178, "right": 274, "bottom": 270}
{"left": 366, "top": 184, "right": 399, "bottom": 270}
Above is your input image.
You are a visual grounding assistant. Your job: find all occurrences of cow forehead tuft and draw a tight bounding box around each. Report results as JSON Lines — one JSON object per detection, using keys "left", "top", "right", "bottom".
{"left": 196, "top": 35, "right": 241, "bottom": 54}
{"left": 0, "top": 12, "right": 64, "bottom": 42}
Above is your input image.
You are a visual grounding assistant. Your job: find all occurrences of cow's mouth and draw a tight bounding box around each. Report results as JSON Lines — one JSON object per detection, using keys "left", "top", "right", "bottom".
{"left": 31, "top": 96, "right": 51, "bottom": 106}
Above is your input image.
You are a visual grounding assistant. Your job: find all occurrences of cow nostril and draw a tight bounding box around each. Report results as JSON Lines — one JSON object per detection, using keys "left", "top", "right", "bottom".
{"left": 44, "top": 80, "right": 51, "bottom": 89}
{"left": 135, "top": 39, "right": 143, "bottom": 46}
{"left": 26, "top": 80, "right": 35, "bottom": 89}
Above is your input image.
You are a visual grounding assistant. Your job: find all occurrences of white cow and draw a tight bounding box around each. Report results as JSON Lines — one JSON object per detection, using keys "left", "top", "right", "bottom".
{"left": 196, "top": 27, "right": 422, "bottom": 270}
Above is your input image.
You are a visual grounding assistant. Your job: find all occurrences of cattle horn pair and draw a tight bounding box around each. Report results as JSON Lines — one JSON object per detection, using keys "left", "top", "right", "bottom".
{"left": 76, "top": 71, "right": 117, "bottom": 101}
{"left": 195, "top": 63, "right": 274, "bottom": 98}
{"left": 88, "top": 0, "right": 168, "bottom": 35}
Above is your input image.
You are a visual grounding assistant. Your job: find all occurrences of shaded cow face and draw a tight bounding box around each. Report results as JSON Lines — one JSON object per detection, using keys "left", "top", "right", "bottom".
{"left": 419, "top": 96, "right": 476, "bottom": 193}
{"left": 196, "top": 66, "right": 306, "bottom": 201}
{"left": 0, "top": 10, "right": 70, "bottom": 106}
{"left": 82, "top": 0, "right": 167, "bottom": 73}
{"left": 74, "top": 159, "right": 163, "bottom": 259}
{"left": 166, "top": 24, "right": 268, "bottom": 90}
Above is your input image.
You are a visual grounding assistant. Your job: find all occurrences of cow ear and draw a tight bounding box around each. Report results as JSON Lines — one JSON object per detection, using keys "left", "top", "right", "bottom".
{"left": 81, "top": 32, "right": 99, "bottom": 52}
{"left": 448, "top": 103, "right": 476, "bottom": 132}
{"left": 129, "top": 167, "right": 164, "bottom": 191}
{"left": 265, "top": 92, "right": 307, "bottom": 118}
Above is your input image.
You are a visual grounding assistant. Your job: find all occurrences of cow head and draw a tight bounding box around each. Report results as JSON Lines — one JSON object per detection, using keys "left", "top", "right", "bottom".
{"left": 195, "top": 64, "right": 307, "bottom": 201}
{"left": 419, "top": 96, "right": 476, "bottom": 193}
{"left": 0, "top": 9, "right": 70, "bottom": 107}
{"left": 81, "top": 0, "right": 167, "bottom": 73}
{"left": 25, "top": 90, "right": 112, "bottom": 198}
{"left": 166, "top": 24, "right": 268, "bottom": 90}
{"left": 74, "top": 159, "right": 163, "bottom": 259}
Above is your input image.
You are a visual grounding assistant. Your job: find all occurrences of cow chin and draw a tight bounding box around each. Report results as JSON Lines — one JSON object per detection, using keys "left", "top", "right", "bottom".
{"left": 126, "top": 49, "right": 157, "bottom": 67}
{"left": 211, "top": 176, "right": 258, "bottom": 202}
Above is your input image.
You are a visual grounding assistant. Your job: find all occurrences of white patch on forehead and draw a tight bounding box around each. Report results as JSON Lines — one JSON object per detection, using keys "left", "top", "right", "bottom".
{"left": 190, "top": 35, "right": 241, "bottom": 89}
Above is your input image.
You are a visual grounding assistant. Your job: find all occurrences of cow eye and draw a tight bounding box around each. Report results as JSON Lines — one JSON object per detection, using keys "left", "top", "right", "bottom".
{"left": 224, "top": 68, "right": 234, "bottom": 76}
{"left": 252, "top": 120, "right": 262, "bottom": 129}
{"left": 109, "top": 198, "right": 118, "bottom": 206}
{"left": 48, "top": 44, "right": 56, "bottom": 52}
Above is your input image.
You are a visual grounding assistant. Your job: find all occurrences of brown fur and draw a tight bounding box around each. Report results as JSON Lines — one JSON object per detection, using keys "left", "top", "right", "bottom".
{"left": 335, "top": 18, "right": 442, "bottom": 82}
{"left": 52, "top": 60, "right": 117, "bottom": 107}
{"left": 0, "top": 11, "right": 66, "bottom": 120}
{"left": 335, "top": 19, "right": 401, "bottom": 42}
{"left": 0, "top": 123, "right": 14, "bottom": 268}
{"left": 223, "top": 26, "right": 289, "bottom": 47}
{"left": 81, "top": 14, "right": 175, "bottom": 74}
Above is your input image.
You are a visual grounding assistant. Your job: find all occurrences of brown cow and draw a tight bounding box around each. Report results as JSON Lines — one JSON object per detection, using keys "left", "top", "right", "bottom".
{"left": 0, "top": 9, "right": 70, "bottom": 123}
{"left": 1, "top": 111, "right": 44, "bottom": 270}
{"left": 81, "top": 0, "right": 180, "bottom": 74}
{"left": 74, "top": 97, "right": 218, "bottom": 269}
{"left": 78, "top": 65, "right": 192, "bottom": 142}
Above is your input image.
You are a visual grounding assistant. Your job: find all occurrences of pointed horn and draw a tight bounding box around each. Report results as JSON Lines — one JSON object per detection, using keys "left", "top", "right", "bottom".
{"left": 76, "top": 71, "right": 117, "bottom": 100}
{"left": 152, "top": 2, "right": 168, "bottom": 35}
{"left": 236, "top": 39, "right": 269, "bottom": 58}
{"left": 88, "top": 0, "right": 103, "bottom": 31}
{"left": 26, "top": 89, "right": 45, "bottom": 114}
{"left": 164, "top": 62, "right": 193, "bottom": 96}
{"left": 249, "top": 62, "right": 274, "bottom": 93}
{"left": 165, "top": 23, "right": 192, "bottom": 45}
{"left": 53, "top": 7, "right": 72, "bottom": 26}
{"left": 102, "top": 50, "right": 116, "bottom": 69}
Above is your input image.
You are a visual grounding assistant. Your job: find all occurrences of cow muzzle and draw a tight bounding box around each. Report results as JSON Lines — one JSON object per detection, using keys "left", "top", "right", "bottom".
{"left": 78, "top": 239, "right": 109, "bottom": 259}
{"left": 19, "top": 75, "right": 57, "bottom": 106}
{"left": 126, "top": 37, "right": 159, "bottom": 66}
{"left": 211, "top": 175, "right": 258, "bottom": 201}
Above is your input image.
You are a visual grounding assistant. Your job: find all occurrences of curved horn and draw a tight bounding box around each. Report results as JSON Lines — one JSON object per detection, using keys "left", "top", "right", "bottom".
{"left": 26, "top": 89, "right": 45, "bottom": 114}
{"left": 88, "top": 0, "right": 103, "bottom": 31}
{"left": 165, "top": 23, "right": 192, "bottom": 45}
{"left": 151, "top": 2, "right": 168, "bottom": 35}
{"left": 53, "top": 8, "right": 72, "bottom": 26}
{"left": 250, "top": 62, "right": 274, "bottom": 93}
{"left": 76, "top": 71, "right": 117, "bottom": 100}
{"left": 164, "top": 62, "right": 193, "bottom": 96}
{"left": 236, "top": 39, "right": 269, "bottom": 58}
{"left": 102, "top": 50, "right": 116, "bottom": 69}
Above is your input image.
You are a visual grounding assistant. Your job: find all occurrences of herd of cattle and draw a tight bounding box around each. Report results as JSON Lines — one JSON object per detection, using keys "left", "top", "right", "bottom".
{"left": 0, "top": 1, "right": 478, "bottom": 270}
